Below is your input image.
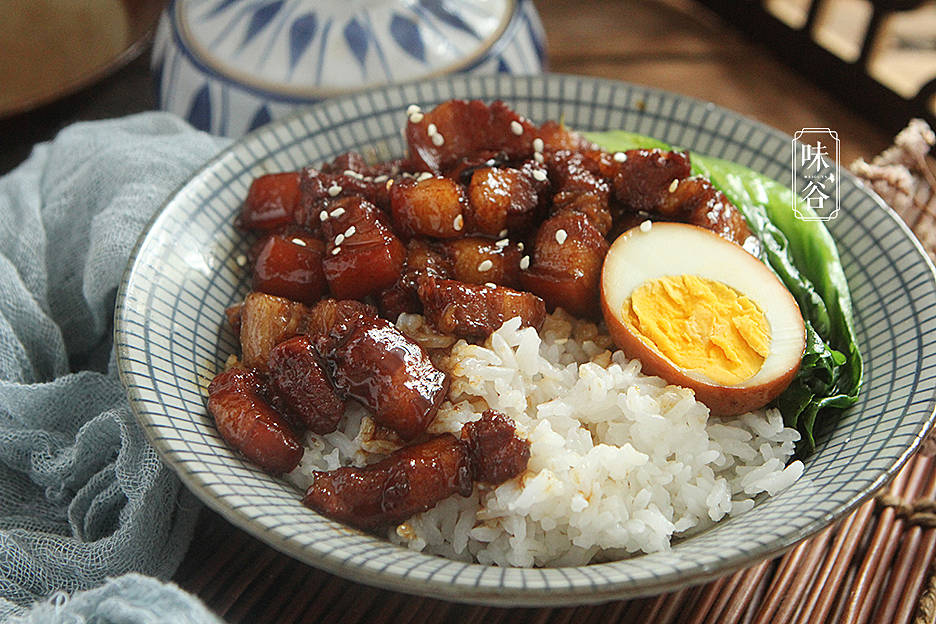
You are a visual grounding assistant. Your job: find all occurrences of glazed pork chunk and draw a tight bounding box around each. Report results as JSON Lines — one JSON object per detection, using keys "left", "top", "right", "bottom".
{"left": 304, "top": 411, "right": 529, "bottom": 529}
{"left": 417, "top": 277, "right": 546, "bottom": 339}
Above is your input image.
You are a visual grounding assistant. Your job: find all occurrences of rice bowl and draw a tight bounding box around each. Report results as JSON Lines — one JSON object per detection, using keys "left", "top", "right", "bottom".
{"left": 115, "top": 74, "right": 936, "bottom": 604}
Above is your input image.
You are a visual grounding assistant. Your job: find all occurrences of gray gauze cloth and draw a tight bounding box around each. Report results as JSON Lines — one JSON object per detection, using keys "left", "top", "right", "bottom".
{"left": 0, "top": 113, "right": 231, "bottom": 622}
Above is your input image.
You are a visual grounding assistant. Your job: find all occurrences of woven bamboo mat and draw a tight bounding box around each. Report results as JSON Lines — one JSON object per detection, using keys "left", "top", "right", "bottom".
{"left": 172, "top": 451, "right": 936, "bottom": 624}
{"left": 172, "top": 123, "right": 936, "bottom": 624}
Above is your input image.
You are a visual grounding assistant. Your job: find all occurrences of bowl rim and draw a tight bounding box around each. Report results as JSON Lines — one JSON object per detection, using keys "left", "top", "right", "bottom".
{"left": 115, "top": 71, "right": 936, "bottom": 605}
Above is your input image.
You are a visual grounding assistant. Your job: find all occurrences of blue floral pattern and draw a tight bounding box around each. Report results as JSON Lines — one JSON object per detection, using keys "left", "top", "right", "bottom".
{"left": 152, "top": 0, "right": 546, "bottom": 135}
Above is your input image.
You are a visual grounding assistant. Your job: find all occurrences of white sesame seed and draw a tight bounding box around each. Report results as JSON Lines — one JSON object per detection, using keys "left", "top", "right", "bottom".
{"left": 532, "top": 169, "right": 548, "bottom": 182}
{"left": 331, "top": 246, "right": 341, "bottom": 255}
{"left": 417, "top": 171, "right": 433, "bottom": 182}
{"left": 328, "top": 184, "right": 342, "bottom": 197}
{"left": 510, "top": 120, "right": 524, "bottom": 136}
{"left": 497, "top": 229, "right": 507, "bottom": 238}
{"left": 517, "top": 241, "right": 524, "bottom": 251}
{"left": 344, "top": 169, "right": 360, "bottom": 179}
{"left": 408, "top": 112, "right": 424, "bottom": 124}
{"left": 669, "top": 179, "right": 679, "bottom": 193}
{"left": 426, "top": 123, "right": 437, "bottom": 136}
{"left": 520, "top": 255, "right": 530, "bottom": 270}
{"left": 555, "top": 228, "right": 568, "bottom": 244}
{"left": 235, "top": 254, "right": 247, "bottom": 267}
{"left": 386, "top": 178, "right": 394, "bottom": 190}
{"left": 453, "top": 214, "right": 464, "bottom": 231}
{"left": 485, "top": 282, "right": 497, "bottom": 288}
{"left": 406, "top": 104, "right": 421, "bottom": 115}
{"left": 330, "top": 207, "right": 345, "bottom": 218}
{"left": 374, "top": 175, "right": 388, "bottom": 183}
{"left": 613, "top": 151, "right": 628, "bottom": 162}
{"left": 344, "top": 225, "right": 356, "bottom": 238}
{"left": 477, "top": 259, "right": 494, "bottom": 272}
{"left": 431, "top": 133, "right": 445, "bottom": 147}
{"left": 532, "top": 137, "right": 544, "bottom": 153}
{"left": 291, "top": 237, "right": 307, "bottom": 247}
{"left": 640, "top": 220, "right": 652, "bottom": 233}
{"left": 495, "top": 238, "right": 509, "bottom": 248}
{"left": 533, "top": 152, "right": 544, "bottom": 163}
{"left": 334, "top": 234, "right": 345, "bottom": 246}
{"left": 319, "top": 210, "right": 329, "bottom": 222}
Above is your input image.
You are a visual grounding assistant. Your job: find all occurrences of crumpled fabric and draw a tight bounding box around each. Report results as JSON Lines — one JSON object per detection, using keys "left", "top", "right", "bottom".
{"left": 0, "top": 114, "right": 230, "bottom": 622}
{"left": 6, "top": 574, "right": 222, "bottom": 624}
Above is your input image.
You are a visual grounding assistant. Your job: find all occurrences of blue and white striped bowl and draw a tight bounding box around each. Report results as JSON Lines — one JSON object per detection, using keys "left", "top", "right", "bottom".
{"left": 116, "top": 74, "right": 936, "bottom": 605}
{"left": 151, "top": 0, "right": 546, "bottom": 136}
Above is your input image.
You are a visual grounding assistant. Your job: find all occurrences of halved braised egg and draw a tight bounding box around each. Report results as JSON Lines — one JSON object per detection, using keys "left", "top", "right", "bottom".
{"left": 600, "top": 222, "right": 806, "bottom": 415}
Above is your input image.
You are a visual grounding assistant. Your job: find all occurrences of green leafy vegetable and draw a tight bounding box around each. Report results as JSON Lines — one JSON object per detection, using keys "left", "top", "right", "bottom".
{"left": 585, "top": 130, "right": 863, "bottom": 450}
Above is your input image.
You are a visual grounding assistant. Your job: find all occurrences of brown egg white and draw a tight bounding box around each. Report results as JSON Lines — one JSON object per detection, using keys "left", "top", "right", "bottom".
{"left": 600, "top": 222, "right": 806, "bottom": 415}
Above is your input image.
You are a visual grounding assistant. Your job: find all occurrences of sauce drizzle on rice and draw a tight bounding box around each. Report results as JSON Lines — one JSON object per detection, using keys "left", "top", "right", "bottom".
{"left": 288, "top": 310, "right": 803, "bottom": 567}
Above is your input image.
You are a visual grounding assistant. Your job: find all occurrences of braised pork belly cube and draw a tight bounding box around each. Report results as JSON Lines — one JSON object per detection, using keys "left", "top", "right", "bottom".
{"left": 417, "top": 277, "right": 546, "bottom": 339}
{"left": 406, "top": 100, "right": 537, "bottom": 173}
{"left": 461, "top": 410, "right": 531, "bottom": 484}
{"left": 520, "top": 212, "right": 609, "bottom": 319}
{"left": 389, "top": 175, "right": 467, "bottom": 239}
{"left": 378, "top": 239, "right": 453, "bottom": 320}
{"left": 319, "top": 197, "right": 405, "bottom": 300}
{"left": 225, "top": 303, "right": 243, "bottom": 336}
{"left": 304, "top": 433, "right": 472, "bottom": 529}
{"left": 320, "top": 151, "right": 403, "bottom": 179}
{"left": 547, "top": 150, "right": 613, "bottom": 236}
{"left": 238, "top": 292, "right": 310, "bottom": 370}
{"left": 536, "top": 120, "right": 596, "bottom": 154}
{"left": 446, "top": 150, "right": 507, "bottom": 186}
{"left": 611, "top": 148, "right": 691, "bottom": 213}
{"left": 238, "top": 172, "right": 302, "bottom": 232}
{"left": 656, "top": 176, "right": 760, "bottom": 254}
{"left": 302, "top": 298, "right": 377, "bottom": 355}
{"left": 466, "top": 162, "right": 548, "bottom": 236}
{"left": 297, "top": 165, "right": 396, "bottom": 223}
{"left": 267, "top": 335, "right": 344, "bottom": 435}
{"left": 326, "top": 316, "right": 449, "bottom": 440}
{"left": 251, "top": 229, "right": 327, "bottom": 305}
{"left": 207, "top": 367, "right": 303, "bottom": 475}
{"left": 443, "top": 237, "right": 523, "bottom": 288}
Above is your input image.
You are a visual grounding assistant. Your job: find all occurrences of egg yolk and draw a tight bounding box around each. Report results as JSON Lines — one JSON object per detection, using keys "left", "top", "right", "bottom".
{"left": 623, "top": 274, "right": 771, "bottom": 385}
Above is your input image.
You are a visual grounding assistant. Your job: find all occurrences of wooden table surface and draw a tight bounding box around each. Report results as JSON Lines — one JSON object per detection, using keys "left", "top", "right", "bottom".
{"left": 169, "top": 2, "right": 915, "bottom": 623}
{"left": 3, "top": 0, "right": 918, "bottom": 621}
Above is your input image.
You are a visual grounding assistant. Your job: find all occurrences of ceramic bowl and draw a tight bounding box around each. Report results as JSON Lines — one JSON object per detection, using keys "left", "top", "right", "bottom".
{"left": 116, "top": 73, "right": 936, "bottom": 605}
{"left": 151, "top": 0, "right": 546, "bottom": 136}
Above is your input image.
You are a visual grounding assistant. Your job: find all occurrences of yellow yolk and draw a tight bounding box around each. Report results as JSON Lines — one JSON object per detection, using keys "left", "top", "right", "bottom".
{"left": 623, "top": 274, "right": 771, "bottom": 385}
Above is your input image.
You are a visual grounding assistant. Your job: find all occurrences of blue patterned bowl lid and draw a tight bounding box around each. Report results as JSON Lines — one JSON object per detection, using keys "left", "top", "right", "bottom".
{"left": 171, "top": 0, "right": 520, "bottom": 96}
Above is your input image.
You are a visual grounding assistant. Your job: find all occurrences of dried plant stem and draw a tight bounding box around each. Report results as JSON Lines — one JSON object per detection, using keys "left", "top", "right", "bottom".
{"left": 772, "top": 527, "right": 834, "bottom": 623}
{"left": 742, "top": 562, "right": 774, "bottom": 624}
{"left": 639, "top": 587, "right": 690, "bottom": 624}
{"left": 751, "top": 538, "right": 813, "bottom": 624}
{"left": 872, "top": 456, "right": 935, "bottom": 623}
{"left": 656, "top": 587, "right": 691, "bottom": 624}
{"left": 797, "top": 500, "right": 875, "bottom": 623}
{"left": 912, "top": 560, "right": 936, "bottom": 624}
{"left": 685, "top": 574, "right": 729, "bottom": 624}
{"left": 718, "top": 560, "right": 772, "bottom": 624}
{"left": 701, "top": 568, "right": 746, "bottom": 624}
{"left": 843, "top": 455, "right": 930, "bottom": 624}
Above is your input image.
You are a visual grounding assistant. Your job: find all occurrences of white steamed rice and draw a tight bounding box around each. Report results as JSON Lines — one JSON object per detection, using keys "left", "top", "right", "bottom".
{"left": 287, "top": 310, "right": 803, "bottom": 567}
